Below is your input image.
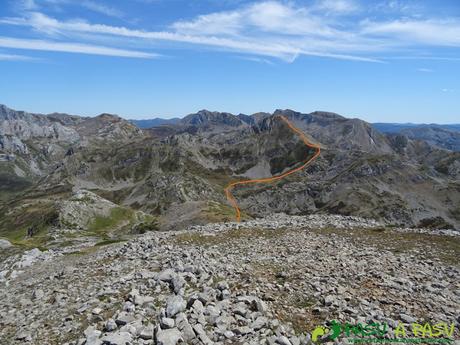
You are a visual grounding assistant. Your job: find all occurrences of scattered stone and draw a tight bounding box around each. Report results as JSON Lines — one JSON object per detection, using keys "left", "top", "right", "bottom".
{"left": 115, "top": 312, "right": 135, "bottom": 326}
{"left": 155, "top": 327, "right": 183, "bottom": 345}
{"left": 84, "top": 326, "right": 101, "bottom": 345}
{"left": 0, "top": 239, "right": 12, "bottom": 249}
{"left": 105, "top": 319, "right": 118, "bottom": 332}
{"left": 139, "top": 324, "right": 154, "bottom": 340}
{"left": 1, "top": 213, "right": 458, "bottom": 344}
{"left": 100, "top": 331, "right": 132, "bottom": 345}
{"left": 15, "top": 330, "right": 32, "bottom": 341}
{"left": 157, "top": 269, "right": 175, "bottom": 282}
{"left": 92, "top": 307, "right": 103, "bottom": 315}
{"left": 166, "top": 295, "right": 186, "bottom": 317}
{"left": 160, "top": 317, "right": 175, "bottom": 329}
{"left": 32, "top": 289, "right": 45, "bottom": 300}
{"left": 400, "top": 314, "right": 417, "bottom": 324}
{"left": 276, "top": 335, "right": 292, "bottom": 345}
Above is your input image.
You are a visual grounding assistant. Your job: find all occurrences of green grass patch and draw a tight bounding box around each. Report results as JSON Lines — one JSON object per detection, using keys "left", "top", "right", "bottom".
{"left": 95, "top": 238, "right": 127, "bottom": 246}
{"left": 132, "top": 215, "right": 159, "bottom": 234}
{"left": 202, "top": 201, "right": 252, "bottom": 223}
{"left": 0, "top": 200, "right": 58, "bottom": 249}
{"left": 87, "top": 207, "right": 134, "bottom": 234}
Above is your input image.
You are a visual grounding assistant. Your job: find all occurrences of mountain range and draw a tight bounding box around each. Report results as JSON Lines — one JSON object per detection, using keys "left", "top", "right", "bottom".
{"left": 130, "top": 118, "right": 181, "bottom": 128}
{"left": 372, "top": 122, "right": 460, "bottom": 151}
{"left": 1, "top": 104, "right": 459, "bottom": 249}
{"left": 372, "top": 122, "right": 460, "bottom": 133}
{"left": 132, "top": 117, "right": 460, "bottom": 152}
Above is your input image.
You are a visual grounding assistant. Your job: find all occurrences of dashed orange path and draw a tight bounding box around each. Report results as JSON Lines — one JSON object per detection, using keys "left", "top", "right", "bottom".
{"left": 224, "top": 115, "right": 321, "bottom": 222}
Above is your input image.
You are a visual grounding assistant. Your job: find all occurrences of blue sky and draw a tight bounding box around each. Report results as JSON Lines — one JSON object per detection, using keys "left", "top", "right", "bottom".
{"left": 0, "top": 0, "right": 459, "bottom": 123}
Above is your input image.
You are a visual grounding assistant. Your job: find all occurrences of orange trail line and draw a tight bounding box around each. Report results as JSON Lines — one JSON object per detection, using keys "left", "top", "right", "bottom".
{"left": 224, "top": 115, "right": 321, "bottom": 222}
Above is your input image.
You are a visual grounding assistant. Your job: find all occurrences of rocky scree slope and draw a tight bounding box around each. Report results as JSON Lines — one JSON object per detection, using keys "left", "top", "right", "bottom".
{"left": 0, "top": 214, "right": 458, "bottom": 344}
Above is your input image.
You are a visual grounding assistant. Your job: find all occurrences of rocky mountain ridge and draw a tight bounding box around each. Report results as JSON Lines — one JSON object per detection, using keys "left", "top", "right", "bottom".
{"left": 397, "top": 127, "right": 460, "bottom": 151}
{"left": 0, "top": 104, "right": 459, "bottom": 252}
{"left": 373, "top": 122, "right": 460, "bottom": 152}
{"left": 373, "top": 122, "right": 460, "bottom": 133}
{"left": 132, "top": 111, "right": 460, "bottom": 152}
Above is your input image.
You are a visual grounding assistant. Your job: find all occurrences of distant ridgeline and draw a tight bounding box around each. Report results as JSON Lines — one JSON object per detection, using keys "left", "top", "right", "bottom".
{"left": 372, "top": 123, "right": 460, "bottom": 152}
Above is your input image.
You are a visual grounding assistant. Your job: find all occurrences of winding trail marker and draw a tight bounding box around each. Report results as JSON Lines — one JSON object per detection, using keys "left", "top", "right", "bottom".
{"left": 224, "top": 115, "right": 321, "bottom": 222}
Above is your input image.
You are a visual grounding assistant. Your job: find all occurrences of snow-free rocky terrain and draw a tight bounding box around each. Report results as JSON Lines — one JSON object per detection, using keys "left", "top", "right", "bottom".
{"left": 1, "top": 214, "right": 459, "bottom": 345}
{"left": 1, "top": 104, "right": 460, "bottom": 245}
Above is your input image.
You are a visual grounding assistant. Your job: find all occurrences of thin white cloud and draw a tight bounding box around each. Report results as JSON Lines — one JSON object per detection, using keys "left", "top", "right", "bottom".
{"left": 361, "top": 19, "right": 460, "bottom": 46}
{"left": 0, "top": 36, "right": 158, "bottom": 58}
{"left": 0, "top": 52, "right": 37, "bottom": 61}
{"left": 417, "top": 68, "right": 433, "bottom": 73}
{"left": 237, "top": 56, "right": 274, "bottom": 65}
{"left": 17, "top": 0, "right": 38, "bottom": 10}
{"left": 79, "top": 1, "right": 124, "bottom": 19}
{"left": 372, "top": 0, "right": 417, "bottom": 14}
{"left": 0, "top": 9, "right": 383, "bottom": 62}
{"left": 24, "top": 0, "right": 125, "bottom": 19}
{"left": 314, "top": 0, "right": 359, "bottom": 14}
{"left": 388, "top": 56, "right": 460, "bottom": 61}
{"left": 171, "top": 1, "right": 344, "bottom": 37}
{"left": 2, "top": 1, "right": 459, "bottom": 63}
{"left": 172, "top": 11, "right": 242, "bottom": 36}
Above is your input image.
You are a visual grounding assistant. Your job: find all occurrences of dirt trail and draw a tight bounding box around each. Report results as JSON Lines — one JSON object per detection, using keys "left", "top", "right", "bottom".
{"left": 225, "top": 115, "right": 321, "bottom": 222}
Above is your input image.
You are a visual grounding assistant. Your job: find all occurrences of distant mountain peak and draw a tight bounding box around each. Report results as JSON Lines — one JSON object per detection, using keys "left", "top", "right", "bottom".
{"left": 97, "top": 113, "right": 121, "bottom": 120}
{"left": 309, "top": 111, "right": 345, "bottom": 119}
{"left": 181, "top": 110, "right": 244, "bottom": 127}
{"left": 0, "top": 104, "right": 23, "bottom": 118}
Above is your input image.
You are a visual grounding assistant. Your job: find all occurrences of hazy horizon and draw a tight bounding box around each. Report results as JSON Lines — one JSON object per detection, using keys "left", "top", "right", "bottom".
{"left": 2, "top": 102, "right": 460, "bottom": 125}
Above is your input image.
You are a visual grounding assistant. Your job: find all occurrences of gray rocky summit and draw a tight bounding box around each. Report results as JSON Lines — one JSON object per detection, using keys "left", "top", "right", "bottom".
{"left": 0, "top": 214, "right": 458, "bottom": 344}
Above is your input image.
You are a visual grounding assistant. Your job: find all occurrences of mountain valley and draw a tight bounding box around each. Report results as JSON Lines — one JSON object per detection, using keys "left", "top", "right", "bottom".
{"left": 1, "top": 104, "right": 459, "bottom": 250}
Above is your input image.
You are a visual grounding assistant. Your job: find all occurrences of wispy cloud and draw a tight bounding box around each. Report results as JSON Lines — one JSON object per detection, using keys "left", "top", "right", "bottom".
{"left": 19, "top": 0, "right": 125, "bottom": 19}
{"left": 361, "top": 19, "right": 460, "bottom": 46}
{"left": 313, "top": 0, "right": 359, "bottom": 15}
{"left": 1, "top": 1, "right": 460, "bottom": 63}
{"left": 171, "top": 1, "right": 344, "bottom": 37}
{"left": 388, "top": 56, "right": 460, "bottom": 61}
{"left": 237, "top": 56, "right": 274, "bottom": 65}
{"left": 0, "top": 52, "right": 37, "bottom": 61}
{"left": 79, "top": 1, "right": 124, "bottom": 19}
{"left": 0, "top": 36, "right": 158, "bottom": 58}
{"left": 15, "top": 0, "right": 38, "bottom": 11}
{"left": 0, "top": 7, "right": 384, "bottom": 62}
{"left": 417, "top": 68, "right": 433, "bottom": 73}
{"left": 372, "top": 0, "right": 420, "bottom": 15}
